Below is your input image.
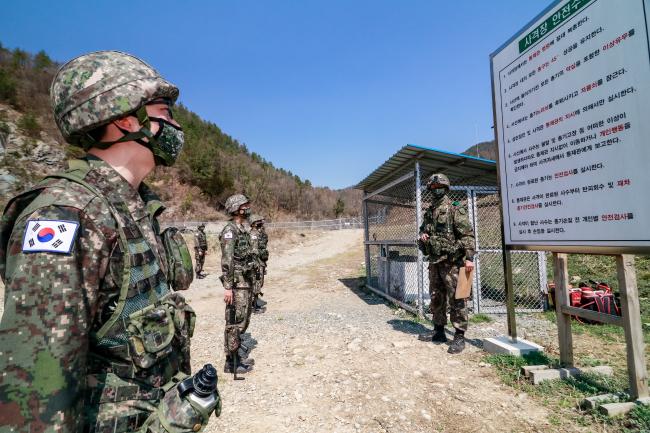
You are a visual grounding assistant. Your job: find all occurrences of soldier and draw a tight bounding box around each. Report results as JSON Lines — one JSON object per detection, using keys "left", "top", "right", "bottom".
{"left": 418, "top": 173, "right": 475, "bottom": 354}
{"left": 195, "top": 223, "right": 208, "bottom": 278}
{"left": 220, "top": 194, "right": 256, "bottom": 374}
{"left": 249, "top": 214, "right": 269, "bottom": 314}
{"left": 0, "top": 51, "right": 221, "bottom": 432}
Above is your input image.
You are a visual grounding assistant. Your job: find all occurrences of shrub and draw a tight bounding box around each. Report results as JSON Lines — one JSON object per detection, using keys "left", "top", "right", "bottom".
{"left": 18, "top": 113, "right": 40, "bottom": 138}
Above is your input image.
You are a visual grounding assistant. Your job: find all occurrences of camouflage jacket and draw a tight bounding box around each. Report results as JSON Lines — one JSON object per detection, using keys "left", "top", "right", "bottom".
{"left": 218, "top": 221, "right": 253, "bottom": 290}
{"left": 418, "top": 195, "right": 475, "bottom": 264}
{"left": 0, "top": 157, "right": 190, "bottom": 433}
{"left": 248, "top": 227, "right": 268, "bottom": 267}
{"left": 194, "top": 230, "right": 207, "bottom": 250}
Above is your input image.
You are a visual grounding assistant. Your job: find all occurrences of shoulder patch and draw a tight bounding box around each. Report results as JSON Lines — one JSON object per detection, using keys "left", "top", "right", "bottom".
{"left": 223, "top": 231, "right": 234, "bottom": 240}
{"left": 452, "top": 201, "right": 460, "bottom": 206}
{"left": 22, "top": 220, "right": 80, "bottom": 254}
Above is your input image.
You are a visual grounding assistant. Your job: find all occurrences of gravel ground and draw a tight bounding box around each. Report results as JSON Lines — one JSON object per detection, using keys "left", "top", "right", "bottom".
{"left": 186, "top": 229, "right": 590, "bottom": 433}
{"left": 0, "top": 228, "right": 594, "bottom": 432}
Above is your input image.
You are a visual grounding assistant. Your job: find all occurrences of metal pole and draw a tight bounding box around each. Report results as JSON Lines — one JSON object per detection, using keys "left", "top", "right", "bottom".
{"left": 468, "top": 188, "right": 480, "bottom": 313}
{"left": 415, "top": 161, "right": 425, "bottom": 319}
{"left": 363, "top": 197, "right": 371, "bottom": 286}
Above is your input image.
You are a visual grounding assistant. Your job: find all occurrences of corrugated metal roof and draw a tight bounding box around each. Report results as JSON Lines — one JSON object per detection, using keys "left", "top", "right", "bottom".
{"left": 356, "top": 144, "right": 498, "bottom": 193}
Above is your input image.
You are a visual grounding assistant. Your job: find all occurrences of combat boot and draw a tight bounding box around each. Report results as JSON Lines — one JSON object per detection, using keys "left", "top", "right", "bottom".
{"left": 238, "top": 348, "right": 255, "bottom": 365}
{"left": 224, "top": 357, "right": 254, "bottom": 374}
{"left": 447, "top": 331, "right": 466, "bottom": 354}
{"left": 431, "top": 325, "right": 448, "bottom": 343}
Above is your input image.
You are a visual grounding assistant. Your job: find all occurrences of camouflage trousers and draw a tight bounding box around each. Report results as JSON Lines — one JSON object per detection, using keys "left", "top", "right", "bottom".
{"left": 194, "top": 249, "right": 206, "bottom": 274}
{"left": 224, "top": 287, "right": 252, "bottom": 355}
{"left": 428, "top": 261, "right": 469, "bottom": 332}
{"left": 252, "top": 269, "right": 265, "bottom": 296}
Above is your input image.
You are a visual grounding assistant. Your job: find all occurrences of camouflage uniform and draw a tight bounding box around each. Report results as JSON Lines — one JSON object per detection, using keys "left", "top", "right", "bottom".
{"left": 194, "top": 225, "right": 208, "bottom": 277}
{"left": 219, "top": 221, "right": 254, "bottom": 357}
{"left": 419, "top": 195, "right": 475, "bottom": 332}
{"left": 0, "top": 157, "right": 199, "bottom": 432}
{"left": 249, "top": 216, "right": 268, "bottom": 307}
{"left": 0, "top": 51, "right": 219, "bottom": 433}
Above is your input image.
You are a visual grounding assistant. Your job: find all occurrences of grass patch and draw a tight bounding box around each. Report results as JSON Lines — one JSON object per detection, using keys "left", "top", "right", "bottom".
{"left": 469, "top": 313, "right": 493, "bottom": 324}
{"left": 484, "top": 351, "right": 638, "bottom": 430}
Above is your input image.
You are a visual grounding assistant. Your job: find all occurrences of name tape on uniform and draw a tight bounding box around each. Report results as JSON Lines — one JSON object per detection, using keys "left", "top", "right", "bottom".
{"left": 22, "top": 220, "right": 80, "bottom": 254}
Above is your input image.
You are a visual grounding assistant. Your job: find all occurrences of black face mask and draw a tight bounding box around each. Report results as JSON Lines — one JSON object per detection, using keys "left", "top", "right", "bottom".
{"left": 431, "top": 188, "right": 447, "bottom": 198}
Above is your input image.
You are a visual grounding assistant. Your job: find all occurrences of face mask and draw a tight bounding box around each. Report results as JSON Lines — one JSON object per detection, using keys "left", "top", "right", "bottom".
{"left": 149, "top": 117, "right": 185, "bottom": 167}
{"left": 432, "top": 188, "right": 447, "bottom": 198}
{"left": 241, "top": 208, "right": 252, "bottom": 218}
{"left": 105, "top": 105, "right": 184, "bottom": 167}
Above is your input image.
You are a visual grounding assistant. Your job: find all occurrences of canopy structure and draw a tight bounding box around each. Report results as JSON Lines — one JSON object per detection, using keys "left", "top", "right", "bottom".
{"left": 354, "top": 144, "right": 546, "bottom": 319}
{"left": 356, "top": 144, "right": 498, "bottom": 196}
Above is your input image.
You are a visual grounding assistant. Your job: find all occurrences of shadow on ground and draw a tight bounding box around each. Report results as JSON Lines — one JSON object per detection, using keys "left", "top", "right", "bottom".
{"left": 338, "top": 277, "right": 386, "bottom": 306}
{"left": 340, "top": 278, "right": 484, "bottom": 350}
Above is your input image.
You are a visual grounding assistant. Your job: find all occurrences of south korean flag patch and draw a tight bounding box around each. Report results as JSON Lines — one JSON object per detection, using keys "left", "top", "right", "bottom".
{"left": 22, "top": 220, "right": 80, "bottom": 254}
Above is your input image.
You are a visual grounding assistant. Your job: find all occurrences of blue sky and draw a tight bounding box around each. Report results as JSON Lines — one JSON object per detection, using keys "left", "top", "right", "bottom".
{"left": 1, "top": 0, "right": 551, "bottom": 189}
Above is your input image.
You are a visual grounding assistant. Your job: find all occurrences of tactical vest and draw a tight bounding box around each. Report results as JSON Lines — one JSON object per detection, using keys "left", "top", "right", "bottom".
{"left": 258, "top": 230, "right": 269, "bottom": 263}
{"left": 223, "top": 221, "right": 254, "bottom": 287}
{"left": 196, "top": 231, "right": 207, "bottom": 249}
{"left": 1, "top": 160, "right": 196, "bottom": 432}
{"left": 420, "top": 200, "right": 464, "bottom": 264}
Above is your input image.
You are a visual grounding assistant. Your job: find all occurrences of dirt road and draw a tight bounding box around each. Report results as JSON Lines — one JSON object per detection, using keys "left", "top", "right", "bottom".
{"left": 186, "top": 229, "right": 582, "bottom": 433}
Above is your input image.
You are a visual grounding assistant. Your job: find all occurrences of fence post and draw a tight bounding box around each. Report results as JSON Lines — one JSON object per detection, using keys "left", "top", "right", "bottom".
{"left": 617, "top": 254, "right": 649, "bottom": 399}
{"left": 468, "top": 188, "right": 480, "bottom": 313}
{"left": 363, "top": 199, "right": 371, "bottom": 286}
{"left": 415, "top": 161, "right": 424, "bottom": 319}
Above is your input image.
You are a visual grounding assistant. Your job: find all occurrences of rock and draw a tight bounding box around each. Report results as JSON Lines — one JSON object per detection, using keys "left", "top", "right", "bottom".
{"left": 421, "top": 410, "right": 432, "bottom": 421}
{"left": 414, "top": 370, "right": 423, "bottom": 378}
{"left": 381, "top": 395, "right": 391, "bottom": 402}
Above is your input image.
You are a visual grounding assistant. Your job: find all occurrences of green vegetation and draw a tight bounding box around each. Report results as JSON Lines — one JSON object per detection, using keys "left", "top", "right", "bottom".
{"left": 484, "top": 352, "right": 649, "bottom": 431}
{"left": 18, "top": 112, "right": 40, "bottom": 138}
{"left": 469, "top": 313, "right": 493, "bottom": 324}
{"left": 0, "top": 42, "right": 362, "bottom": 219}
{"left": 546, "top": 254, "right": 650, "bottom": 326}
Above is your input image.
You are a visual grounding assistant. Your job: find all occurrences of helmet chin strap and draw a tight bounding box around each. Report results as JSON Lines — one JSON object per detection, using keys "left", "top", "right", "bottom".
{"left": 80, "top": 106, "right": 155, "bottom": 151}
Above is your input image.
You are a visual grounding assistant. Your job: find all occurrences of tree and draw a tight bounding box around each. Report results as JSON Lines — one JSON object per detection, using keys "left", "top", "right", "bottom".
{"left": 333, "top": 197, "right": 345, "bottom": 218}
{"left": 33, "top": 50, "right": 52, "bottom": 71}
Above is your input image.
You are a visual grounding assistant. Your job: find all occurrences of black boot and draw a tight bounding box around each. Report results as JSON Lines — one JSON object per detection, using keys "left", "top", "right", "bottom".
{"left": 224, "top": 357, "right": 254, "bottom": 374}
{"left": 448, "top": 331, "right": 466, "bottom": 354}
{"left": 431, "top": 325, "right": 448, "bottom": 343}
{"left": 238, "top": 348, "right": 255, "bottom": 365}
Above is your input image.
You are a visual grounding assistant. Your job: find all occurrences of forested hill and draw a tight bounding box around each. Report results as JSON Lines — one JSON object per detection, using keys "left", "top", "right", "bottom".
{"left": 0, "top": 44, "right": 360, "bottom": 220}
{"left": 462, "top": 140, "right": 497, "bottom": 161}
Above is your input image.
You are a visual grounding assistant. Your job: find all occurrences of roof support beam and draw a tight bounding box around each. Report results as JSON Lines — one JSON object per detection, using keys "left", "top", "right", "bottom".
{"left": 363, "top": 171, "right": 414, "bottom": 201}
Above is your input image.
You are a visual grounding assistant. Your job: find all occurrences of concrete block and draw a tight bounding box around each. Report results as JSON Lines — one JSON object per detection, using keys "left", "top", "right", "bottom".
{"left": 521, "top": 365, "right": 548, "bottom": 378}
{"left": 530, "top": 365, "right": 614, "bottom": 385}
{"left": 482, "top": 335, "right": 544, "bottom": 356}
{"left": 579, "top": 393, "right": 624, "bottom": 410}
{"left": 530, "top": 367, "right": 579, "bottom": 385}
{"left": 599, "top": 402, "right": 637, "bottom": 416}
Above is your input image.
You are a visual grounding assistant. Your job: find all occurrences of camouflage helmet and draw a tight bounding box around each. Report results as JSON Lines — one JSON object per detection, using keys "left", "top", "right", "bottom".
{"left": 50, "top": 50, "right": 179, "bottom": 146}
{"left": 250, "top": 214, "right": 265, "bottom": 225}
{"left": 426, "top": 173, "right": 450, "bottom": 189}
{"left": 224, "top": 194, "right": 249, "bottom": 214}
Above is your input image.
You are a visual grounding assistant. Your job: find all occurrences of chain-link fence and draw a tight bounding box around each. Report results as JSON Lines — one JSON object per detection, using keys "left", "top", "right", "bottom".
{"left": 362, "top": 163, "right": 547, "bottom": 316}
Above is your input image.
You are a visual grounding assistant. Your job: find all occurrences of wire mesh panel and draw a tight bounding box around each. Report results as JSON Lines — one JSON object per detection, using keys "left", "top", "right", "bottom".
{"left": 362, "top": 164, "right": 547, "bottom": 315}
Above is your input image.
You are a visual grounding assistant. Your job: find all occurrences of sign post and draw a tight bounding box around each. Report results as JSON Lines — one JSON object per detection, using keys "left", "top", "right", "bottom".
{"left": 490, "top": 0, "right": 650, "bottom": 403}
